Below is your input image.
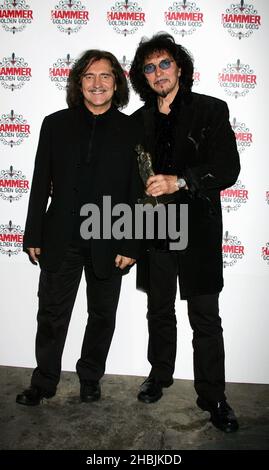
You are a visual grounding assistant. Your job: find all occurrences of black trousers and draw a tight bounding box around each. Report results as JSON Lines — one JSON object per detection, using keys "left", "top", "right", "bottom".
{"left": 147, "top": 249, "right": 226, "bottom": 402}
{"left": 31, "top": 244, "right": 122, "bottom": 394}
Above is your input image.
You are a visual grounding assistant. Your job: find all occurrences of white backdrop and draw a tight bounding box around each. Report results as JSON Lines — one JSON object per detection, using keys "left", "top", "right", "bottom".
{"left": 0, "top": 0, "right": 268, "bottom": 384}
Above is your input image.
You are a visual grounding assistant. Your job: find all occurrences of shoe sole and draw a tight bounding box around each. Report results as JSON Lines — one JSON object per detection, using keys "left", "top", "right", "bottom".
{"left": 16, "top": 397, "right": 42, "bottom": 406}
{"left": 137, "top": 391, "right": 163, "bottom": 404}
{"left": 80, "top": 395, "right": 101, "bottom": 403}
{"left": 214, "top": 422, "right": 239, "bottom": 433}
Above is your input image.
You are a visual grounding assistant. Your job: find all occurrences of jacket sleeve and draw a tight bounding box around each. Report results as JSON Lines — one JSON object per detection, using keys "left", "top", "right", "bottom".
{"left": 23, "top": 116, "right": 51, "bottom": 250}
{"left": 118, "top": 146, "right": 144, "bottom": 261}
{"left": 182, "top": 100, "right": 240, "bottom": 194}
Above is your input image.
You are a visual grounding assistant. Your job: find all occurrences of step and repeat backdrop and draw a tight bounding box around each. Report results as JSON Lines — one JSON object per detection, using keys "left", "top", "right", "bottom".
{"left": 0, "top": 1, "right": 268, "bottom": 383}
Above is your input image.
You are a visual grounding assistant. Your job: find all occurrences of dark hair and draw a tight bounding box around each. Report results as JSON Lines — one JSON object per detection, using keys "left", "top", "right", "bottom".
{"left": 66, "top": 49, "right": 129, "bottom": 108}
{"left": 129, "top": 32, "right": 194, "bottom": 103}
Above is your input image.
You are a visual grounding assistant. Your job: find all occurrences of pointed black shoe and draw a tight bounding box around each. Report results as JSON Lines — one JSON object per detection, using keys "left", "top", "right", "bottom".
{"left": 16, "top": 386, "right": 55, "bottom": 406}
{"left": 197, "top": 397, "right": 239, "bottom": 433}
{"left": 137, "top": 376, "right": 173, "bottom": 404}
{"left": 80, "top": 381, "right": 101, "bottom": 403}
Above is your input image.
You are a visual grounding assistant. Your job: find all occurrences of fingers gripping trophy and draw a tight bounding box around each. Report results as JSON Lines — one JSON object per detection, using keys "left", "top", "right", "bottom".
{"left": 135, "top": 144, "right": 174, "bottom": 206}
{"left": 135, "top": 144, "right": 157, "bottom": 205}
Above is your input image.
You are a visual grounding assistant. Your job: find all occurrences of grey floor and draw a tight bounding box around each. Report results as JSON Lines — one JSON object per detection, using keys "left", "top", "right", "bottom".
{"left": 0, "top": 365, "right": 268, "bottom": 451}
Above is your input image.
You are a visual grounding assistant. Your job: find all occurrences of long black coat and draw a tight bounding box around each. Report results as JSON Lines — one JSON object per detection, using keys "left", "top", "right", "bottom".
{"left": 23, "top": 105, "right": 142, "bottom": 278}
{"left": 131, "top": 92, "right": 240, "bottom": 299}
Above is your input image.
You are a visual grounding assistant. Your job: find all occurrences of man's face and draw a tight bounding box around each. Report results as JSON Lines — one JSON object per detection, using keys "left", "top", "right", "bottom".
{"left": 81, "top": 58, "right": 116, "bottom": 114}
{"left": 143, "top": 50, "right": 181, "bottom": 100}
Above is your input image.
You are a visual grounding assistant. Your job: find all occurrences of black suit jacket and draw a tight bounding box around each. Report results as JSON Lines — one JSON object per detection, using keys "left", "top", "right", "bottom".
{"left": 24, "top": 105, "right": 142, "bottom": 278}
{"left": 131, "top": 92, "right": 241, "bottom": 298}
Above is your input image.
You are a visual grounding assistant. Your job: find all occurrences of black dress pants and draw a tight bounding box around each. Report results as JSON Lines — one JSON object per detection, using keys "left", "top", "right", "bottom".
{"left": 147, "top": 249, "right": 226, "bottom": 402}
{"left": 31, "top": 244, "right": 122, "bottom": 394}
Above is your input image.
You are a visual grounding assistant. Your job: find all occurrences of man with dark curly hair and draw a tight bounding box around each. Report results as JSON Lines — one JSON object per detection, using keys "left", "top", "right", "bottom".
{"left": 16, "top": 50, "right": 141, "bottom": 406}
{"left": 130, "top": 33, "right": 240, "bottom": 432}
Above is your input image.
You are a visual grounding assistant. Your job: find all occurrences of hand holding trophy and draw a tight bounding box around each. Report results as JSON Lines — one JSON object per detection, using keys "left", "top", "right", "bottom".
{"left": 135, "top": 144, "right": 175, "bottom": 206}
{"left": 135, "top": 144, "right": 158, "bottom": 206}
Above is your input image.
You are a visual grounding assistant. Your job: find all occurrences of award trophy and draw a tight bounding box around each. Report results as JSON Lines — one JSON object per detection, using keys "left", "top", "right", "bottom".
{"left": 135, "top": 144, "right": 174, "bottom": 206}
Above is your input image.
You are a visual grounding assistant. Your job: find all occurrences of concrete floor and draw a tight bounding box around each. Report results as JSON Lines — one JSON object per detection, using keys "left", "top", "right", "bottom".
{"left": 0, "top": 365, "right": 268, "bottom": 451}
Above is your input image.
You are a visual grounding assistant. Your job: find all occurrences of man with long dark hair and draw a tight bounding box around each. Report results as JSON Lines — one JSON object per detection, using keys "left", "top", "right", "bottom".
{"left": 130, "top": 33, "right": 240, "bottom": 432}
{"left": 16, "top": 50, "right": 141, "bottom": 405}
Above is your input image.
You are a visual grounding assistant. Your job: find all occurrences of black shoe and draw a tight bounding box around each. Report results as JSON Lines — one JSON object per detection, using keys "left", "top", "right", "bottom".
{"left": 197, "top": 397, "right": 239, "bottom": 433}
{"left": 16, "top": 386, "right": 55, "bottom": 406}
{"left": 137, "top": 376, "right": 173, "bottom": 404}
{"left": 80, "top": 381, "right": 101, "bottom": 403}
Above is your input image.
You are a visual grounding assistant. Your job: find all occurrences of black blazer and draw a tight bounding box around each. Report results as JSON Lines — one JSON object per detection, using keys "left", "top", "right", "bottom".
{"left": 132, "top": 92, "right": 240, "bottom": 298}
{"left": 23, "top": 105, "right": 142, "bottom": 278}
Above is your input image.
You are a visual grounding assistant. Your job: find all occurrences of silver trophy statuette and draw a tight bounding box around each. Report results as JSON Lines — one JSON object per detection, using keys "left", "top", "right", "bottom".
{"left": 135, "top": 144, "right": 174, "bottom": 206}
{"left": 135, "top": 144, "right": 155, "bottom": 186}
{"left": 135, "top": 144, "right": 157, "bottom": 205}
